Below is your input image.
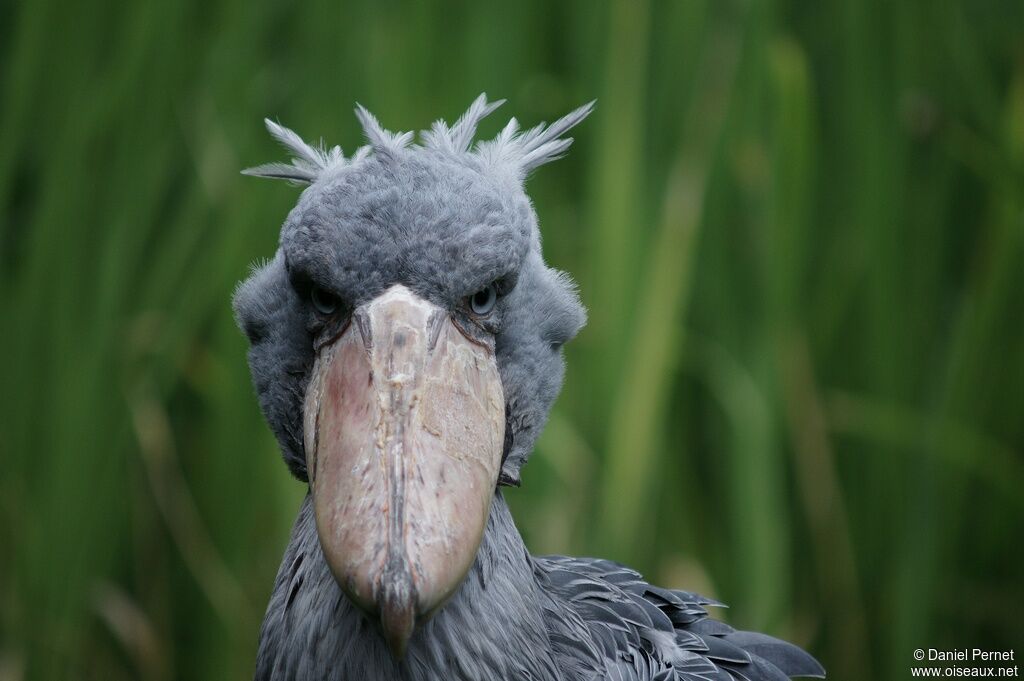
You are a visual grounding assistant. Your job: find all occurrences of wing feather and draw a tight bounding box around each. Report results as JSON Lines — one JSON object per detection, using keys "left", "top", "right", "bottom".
{"left": 535, "top": 555, "right": 825, "bottom": 680}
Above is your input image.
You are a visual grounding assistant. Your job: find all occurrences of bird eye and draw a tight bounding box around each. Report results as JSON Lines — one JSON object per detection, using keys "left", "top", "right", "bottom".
{"left": 310, "top": 286, "right": 338, "bottom": 315}
{"left": 469, "top": 284, "right": 498, "bottom": 316}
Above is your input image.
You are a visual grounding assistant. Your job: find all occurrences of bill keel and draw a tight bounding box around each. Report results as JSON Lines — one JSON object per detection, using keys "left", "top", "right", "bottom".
{"left": 302, "top": 285, "right": 505, "bottom": 656}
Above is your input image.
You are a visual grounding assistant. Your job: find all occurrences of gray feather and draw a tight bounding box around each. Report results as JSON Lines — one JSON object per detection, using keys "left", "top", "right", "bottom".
{"left": 241, "top": 162, "right": 319, "bottom": 184}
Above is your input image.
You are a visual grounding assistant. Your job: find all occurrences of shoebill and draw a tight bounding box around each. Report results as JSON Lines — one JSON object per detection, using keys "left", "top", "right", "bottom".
{"left": 235, "top": 95, "right": 825, "bottom": 681}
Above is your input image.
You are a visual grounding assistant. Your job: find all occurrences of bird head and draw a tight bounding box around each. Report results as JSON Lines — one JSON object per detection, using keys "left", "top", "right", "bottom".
{"left": 234, "top": 95, "right": 592, "bottom": 656}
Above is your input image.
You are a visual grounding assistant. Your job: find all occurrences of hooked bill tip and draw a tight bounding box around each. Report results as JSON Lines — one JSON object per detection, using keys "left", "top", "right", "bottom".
{"left": 377, "top": 564, "right": 417, "bottom": 658}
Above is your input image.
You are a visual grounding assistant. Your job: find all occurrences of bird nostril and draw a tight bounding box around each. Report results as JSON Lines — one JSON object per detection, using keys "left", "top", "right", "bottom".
{"left": 426, "top": 311, "right": 446, "bottom": 353}
{"left": 354, "top": 310, "right": 373, "bottom": 351}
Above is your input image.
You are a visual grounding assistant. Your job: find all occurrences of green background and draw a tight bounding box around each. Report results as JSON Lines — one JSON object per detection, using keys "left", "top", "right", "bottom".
{"left": 2, "top": 1, "right": 1022, "bottom": 679}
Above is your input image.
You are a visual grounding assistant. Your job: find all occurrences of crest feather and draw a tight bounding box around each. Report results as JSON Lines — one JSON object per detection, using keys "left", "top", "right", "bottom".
{"left": 242, "top": 119, "right": 347, "bottom": 185}
{"left": 475, "top": 100, "right": 596, "bottom": 178}
{"left": 449, "top": 94, "right": 505, "bottom": 152}
{"left": 421, "top": 94, "right": 504, "bottom": 153}
{"left": 242, "top": 96, "right": 594, "bottom": 186}
{"left": 354, "top": 104, "right": 413, "bottom": 156}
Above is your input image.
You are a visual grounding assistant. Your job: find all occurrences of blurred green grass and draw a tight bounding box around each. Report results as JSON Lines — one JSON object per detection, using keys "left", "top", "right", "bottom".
{"left": 1, "top": 1, "right": 1022, "bottom": 679}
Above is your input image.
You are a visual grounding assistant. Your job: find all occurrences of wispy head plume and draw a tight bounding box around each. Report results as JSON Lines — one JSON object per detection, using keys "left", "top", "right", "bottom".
{"left": 243, "top": 95, "right": 594, "bottom": 186}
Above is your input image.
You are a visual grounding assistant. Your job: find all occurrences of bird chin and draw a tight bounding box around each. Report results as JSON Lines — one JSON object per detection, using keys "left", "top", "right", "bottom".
{"left": 302, "top": 284, "right": 505, "bottom": 657}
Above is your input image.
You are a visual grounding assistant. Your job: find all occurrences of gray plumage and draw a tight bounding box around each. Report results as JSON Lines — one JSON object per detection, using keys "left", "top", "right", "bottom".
{"left": 235, "top": 95, "right": 825, "bottom": 680}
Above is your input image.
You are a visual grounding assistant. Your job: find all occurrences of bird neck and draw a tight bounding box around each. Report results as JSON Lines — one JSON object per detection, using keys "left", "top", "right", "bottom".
{"left": 402, "top": 492, "right": 566, "bottom": 679}
{"left": 258, "top": 492, "right": 565, "bottom": 681}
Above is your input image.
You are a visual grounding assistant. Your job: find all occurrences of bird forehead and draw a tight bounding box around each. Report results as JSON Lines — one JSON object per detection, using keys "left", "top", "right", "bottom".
{"left": 279, "top": 152, "right": 534, "bottom": 300}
